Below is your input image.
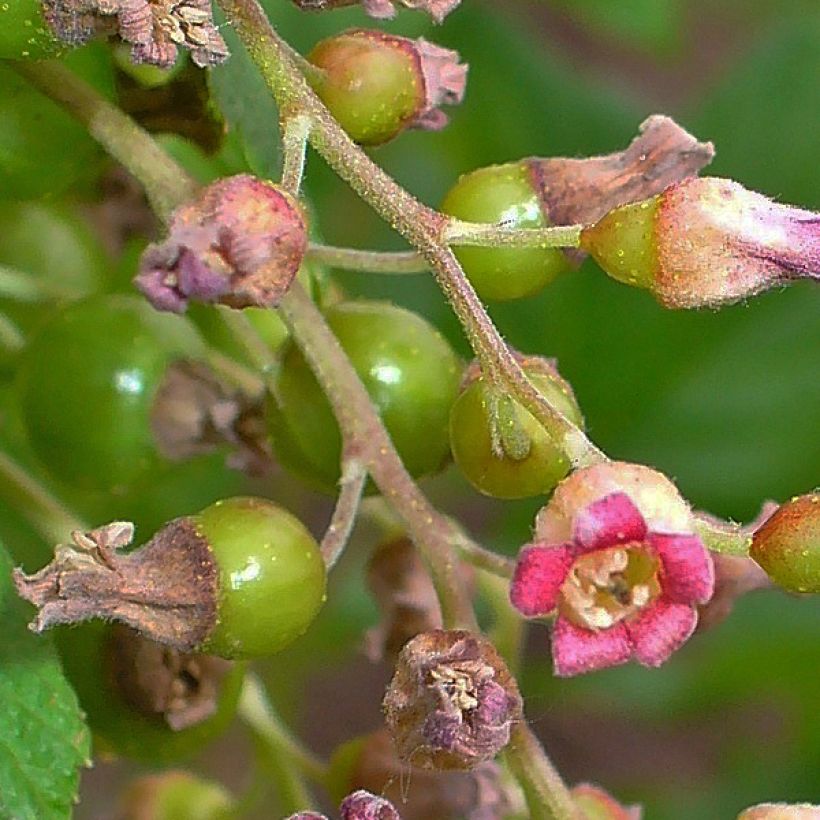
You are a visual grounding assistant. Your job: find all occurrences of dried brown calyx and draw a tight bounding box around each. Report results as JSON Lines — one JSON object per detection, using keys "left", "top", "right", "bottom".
{"left": 109, "top": 623, "right": 233, "bottom": 730}
{"left": 383, "top": 630, "right": 522, "bottom": 770}
{"left": 43, "top": 0, "right": 229, "bottom": 68}
{"left": 525, "top": 114, "right": 715, "bottom": 263}
{"left": 342, "top": 729, "right": 519, "bottom": 820}
{"left": 14, "top": 519, "right": 218, "bottom": 652}
{"left": 150, "top": 359, "right": 272, "bottom": 476}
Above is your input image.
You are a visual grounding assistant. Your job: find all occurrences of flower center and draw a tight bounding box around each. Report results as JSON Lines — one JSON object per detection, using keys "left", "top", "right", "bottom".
{"left": 559, "top": 543, "right": 660, "bottom": 630}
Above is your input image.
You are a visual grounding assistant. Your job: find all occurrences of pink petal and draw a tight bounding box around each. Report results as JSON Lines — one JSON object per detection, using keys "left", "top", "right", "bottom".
{"left": 510, "top": 544, "right": 574, "bottom": 617}
{"left": 552, "top": 617, "right": 632, "bottom": 677}
{"left": 572, "top": 492, "right": 648, "bottom": 552}
{"left": 650, "top": 532, "right": 715, "bottom": 604}
{"left": 627, "top": 598, "right": 697, "bottom": 668}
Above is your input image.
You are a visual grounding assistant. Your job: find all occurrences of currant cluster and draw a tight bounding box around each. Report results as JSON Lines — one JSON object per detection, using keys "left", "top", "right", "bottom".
{"left": 0, "top": 1, "right": 818, "bottom": 819}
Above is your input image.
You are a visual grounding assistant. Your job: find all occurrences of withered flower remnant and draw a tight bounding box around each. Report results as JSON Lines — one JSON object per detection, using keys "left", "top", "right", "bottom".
{"left": 290, "top": 0, "right": 460, "bottom": 24}
{"left": 581, "top": 177, "right": 820, "bottom": 308}
{"left": 137, "top": 175, "right": 307, "bottom": 313}
{"left": 383, "top": 630, "right": 522, "bottom": 770}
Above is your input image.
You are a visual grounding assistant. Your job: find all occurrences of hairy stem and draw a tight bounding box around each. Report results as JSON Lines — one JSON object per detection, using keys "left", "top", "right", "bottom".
{"left": 307, "top": 243, "right": 428, "bottom": 274}
{"left": 320, "top": 455, "right": 367, "bottom": 569}
{"left": 280, "top": 113, "right": 312, "bottom": 194}
{"left": 444, "top": 219, "right": 582, "bottom": 249}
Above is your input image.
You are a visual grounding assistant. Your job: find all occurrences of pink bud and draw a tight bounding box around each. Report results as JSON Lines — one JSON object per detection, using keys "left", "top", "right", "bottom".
{"left": 581, "top": 177, "right": 819, "bottom": 309}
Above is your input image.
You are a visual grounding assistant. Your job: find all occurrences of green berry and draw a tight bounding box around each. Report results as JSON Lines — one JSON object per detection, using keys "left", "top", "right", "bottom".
{"left": 15, "top": 294, "right": 204, "bottom": 493}
{"left": 196, "top": 497, "right": 327, "bottom": 659}
{"left": 440, "top": 163, "right": 570, "bottom": 302}
{"left": 119, "top": 772, "right": 236, "bottom": 820}
{"left": 449, "top": 359, "right": 583, "bottom": 499}
{"left": 750, "top": 494, "right": 820, "bottom": 593}
{"left": 0, "top": 0, "right": 62, "bottom": 60}
{"left": 268, "top": 300, "right": 462, "bottom": 492}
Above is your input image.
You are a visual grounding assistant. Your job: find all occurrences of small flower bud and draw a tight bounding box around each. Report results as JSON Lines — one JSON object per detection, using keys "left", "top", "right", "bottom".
{"left": 580, "top": 177, "right": 820, "bottom": 309}
{"left": 571, "top": 783, "right": 642, "bottom": 820}
{"left": 136, "top": 175, "right": 307, "bottom": 313}
{"left": 383, "top": 630, "right": 522, "bottom": 770}
{"left": 737, "top": 804, "right": 820, "bottom": 820}
{"left": 118, "top": 771, "right": 235, "bottom": 820}
{"left": 307, "top": 30, "right": 467, "bottom": 146}
{"left": 750, "top": 493, "right": 820, "bottom": 593}
{"left": 340, "top": 790, "right": 401, "bottom": 820}
{"left": 513, "top": 462, "right": 714, "bottom": 676}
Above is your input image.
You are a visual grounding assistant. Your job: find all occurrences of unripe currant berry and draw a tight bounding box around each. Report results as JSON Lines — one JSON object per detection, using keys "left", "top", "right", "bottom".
{"left": 570, "top": 783, "right": 641, "bottom": 820}
{"left": 440, "top": 163, "right": 571, "bottom": 301}
{"left": 449, "top": 355, "right": 583, "bottom": 499}
{"left": 118, "top": 771, "right": 235, "bottom": 820}
{"left": 14, "top": 497, "right": 327, "bottom": 660}
{"left": 383, "top": 630, "right": 522, "bottom": 771}
{"left": 137, "top": 174, "right": 308, "bottom": 313}
{"left": 307, "top": 29, "right": 467, "bottom": 146}
{"left": 580, "top": 177, "right": 820, "bottom": 309}
{"left": 268, "top": 300, "right": 462, "bottom": 492}
{"left": 0, "top": 0, "right": 62, "bottom": 59}
{"left": 750, "top": 494, "right": 820, "bottom": 593}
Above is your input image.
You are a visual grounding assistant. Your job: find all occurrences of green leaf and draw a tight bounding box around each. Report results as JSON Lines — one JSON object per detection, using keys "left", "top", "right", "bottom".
{"left": 208, "top": 8, "right": 281, "bottom": 179}
{"left": 0, "top": 544, "right": 90, "bottom": 820}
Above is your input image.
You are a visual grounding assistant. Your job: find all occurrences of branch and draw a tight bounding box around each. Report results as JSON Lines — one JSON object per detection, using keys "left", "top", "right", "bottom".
{"left": 307, "top": 243, "right": 428, "bottom": 274}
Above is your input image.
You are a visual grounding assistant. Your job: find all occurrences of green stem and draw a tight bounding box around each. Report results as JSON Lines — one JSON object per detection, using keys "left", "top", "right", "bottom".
{"left": 307, "top": 243, "right": 427, "bottom": 274}
{"left": 0, "top": 264, "right": 80, "bottom": 302}
{"left": 280, "top": 113, "right": 312, "bottom": 194}
{"left": 444, "top": 219, "right": 582, "bottom": 249}
{"left": 0, "top": 449, "right": 86, "bottom": 543}
{"left": 504, "top": 724, "right": 580, "bottom": 820}
{"left": 479, "top": 569, "right": 524, "bottom": 673}
{"left": 0, "top": 312, "right": 24, "bottom": 353}
{"left": 320, "top": 454, "right": 367, "bottom": 569}
{"left": 11, "top": 60, "right": 197, "bottom": 224}
{"left": 695, "top": 514, "right": 752, "bottom": 555}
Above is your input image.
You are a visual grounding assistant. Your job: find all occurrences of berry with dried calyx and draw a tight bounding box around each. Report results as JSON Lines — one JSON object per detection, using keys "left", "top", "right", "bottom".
{"left": 137, "top": 174, "right": 307, "bottom": 313}
{"left": 14, "top": 497, "right": 327, "bottom": 660}
{"left": 307, "top": 29, "right": 466, "bottom": 146}
{"left": 449, "top": 354, "right": 583, "bottom": 499}
{"left": 383, "top": 630, "right": 522, "bottom": 770}
{"left": 750, "top": 493, "right": 820, "bottom": 594}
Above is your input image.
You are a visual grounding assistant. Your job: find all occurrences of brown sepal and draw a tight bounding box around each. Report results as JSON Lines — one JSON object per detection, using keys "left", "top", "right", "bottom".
{"left": 526, "top": 114, "right": 714, "bottom": 263}
{"left": 14, "top": 518, "right": 218, "bottom": 652}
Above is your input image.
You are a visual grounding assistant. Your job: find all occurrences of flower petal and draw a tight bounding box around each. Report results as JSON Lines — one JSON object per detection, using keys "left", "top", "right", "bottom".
{"left": 627, "top": 598, "right": 697, "bottom": 668}
{"left": 510, "top": 544, "right": 573, "bottom": 617}
{"left": 552, "top": 617, "right": 632, "bottom": 677}
{"left": 650, "top": 532, "right": 715, "bottom": 604}
{"left": 572, "top": 492, "right": 648, "bottom": 552}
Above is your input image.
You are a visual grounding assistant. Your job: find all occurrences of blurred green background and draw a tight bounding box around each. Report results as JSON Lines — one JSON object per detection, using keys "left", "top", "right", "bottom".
{"left": 1, "top": 0, "right": 818, "bottom": 817}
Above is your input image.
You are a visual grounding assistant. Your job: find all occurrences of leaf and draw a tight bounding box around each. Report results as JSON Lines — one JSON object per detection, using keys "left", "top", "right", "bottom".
{"left": 0, "top": 544, "right": 90, "bottom": 820}
{"left": 208, "top": 8, "right": 282, "bottom": 179}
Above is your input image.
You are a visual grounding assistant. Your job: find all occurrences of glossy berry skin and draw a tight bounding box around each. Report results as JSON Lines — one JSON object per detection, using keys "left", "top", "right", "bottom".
{"left": 57, "top": 621, "right": 245, "bottom": 765}
{"left": 268, "top": 301, "right": 462, "bottom": 492}
{"left": 308, "top": 31, "right": 421, "bottom": 146}
{"left": 197, "top": 497, "right": 327, "bottom": 659}
{"left": 440, "top": 163, "right": 570, "bottom": 302}
{"left": 15, "top": 294, "right": 204, "bottom": 493}
{"left": 0, "top": 0, "right": 61, "bottom": 60}
{"left": 449, "top": 370, "right": 583, "bottom": 499}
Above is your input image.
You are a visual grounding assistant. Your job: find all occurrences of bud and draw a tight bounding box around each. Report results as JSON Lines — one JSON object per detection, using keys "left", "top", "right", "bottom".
{"left": 340, "top": 790, "right": 401, "bottom": 820}
{"left": 737, "top": 804, "right": 820, "bottom": 820}
{"left": 511, "top": 462, "right": 714, "bottom": 676}
{"left": 580, "top": 177, "right": 820, "bottom": 309}
{"left": 449, "top": 353, "right": 583, "bottom": 499}
{"left": 136, "top": 175, "right": 307, "bottom": 313}
{"left": 290, "top": 0, "right": 461, "bottom": 24}
{"left": 14, "top": 497, "right": 326, "bottom": 660}
{"left": 383, "top": 630, "right": 522, "bottom": 770}
{"left": 571, "top": 783, "right": 642, "bottom": 820}
{"left": 118, "top": 771, "right": 235, "bottom": 820}
{"left": 750, "top": 493, "right": 820, "bottom": 593}
{"left": 307, "top": 30, "right": 467, "bottom": 146}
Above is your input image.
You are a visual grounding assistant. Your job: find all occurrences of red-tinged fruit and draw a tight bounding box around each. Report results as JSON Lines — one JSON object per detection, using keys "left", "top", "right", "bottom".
{"left": 571, "top": 783, "right": 642, "bottom": 820}
{"left": 137, "top": 175, "right": 307, "bottom": 312}
{"left": 581, "top": 177, "right": 820, "bottom": 309}
{"left": 750, "top": 493, "right": 820, "bottom": 593}
{"left": 308, "top": 29, "right": 466, "bottom": 146}
{"left": 511, "top": 462, "right": 714, "bottom": 677}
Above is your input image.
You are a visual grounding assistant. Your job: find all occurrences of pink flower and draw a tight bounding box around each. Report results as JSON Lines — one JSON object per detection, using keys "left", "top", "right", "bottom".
{"left": 510, "top": 469, "right": 714, "bottom": 676}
